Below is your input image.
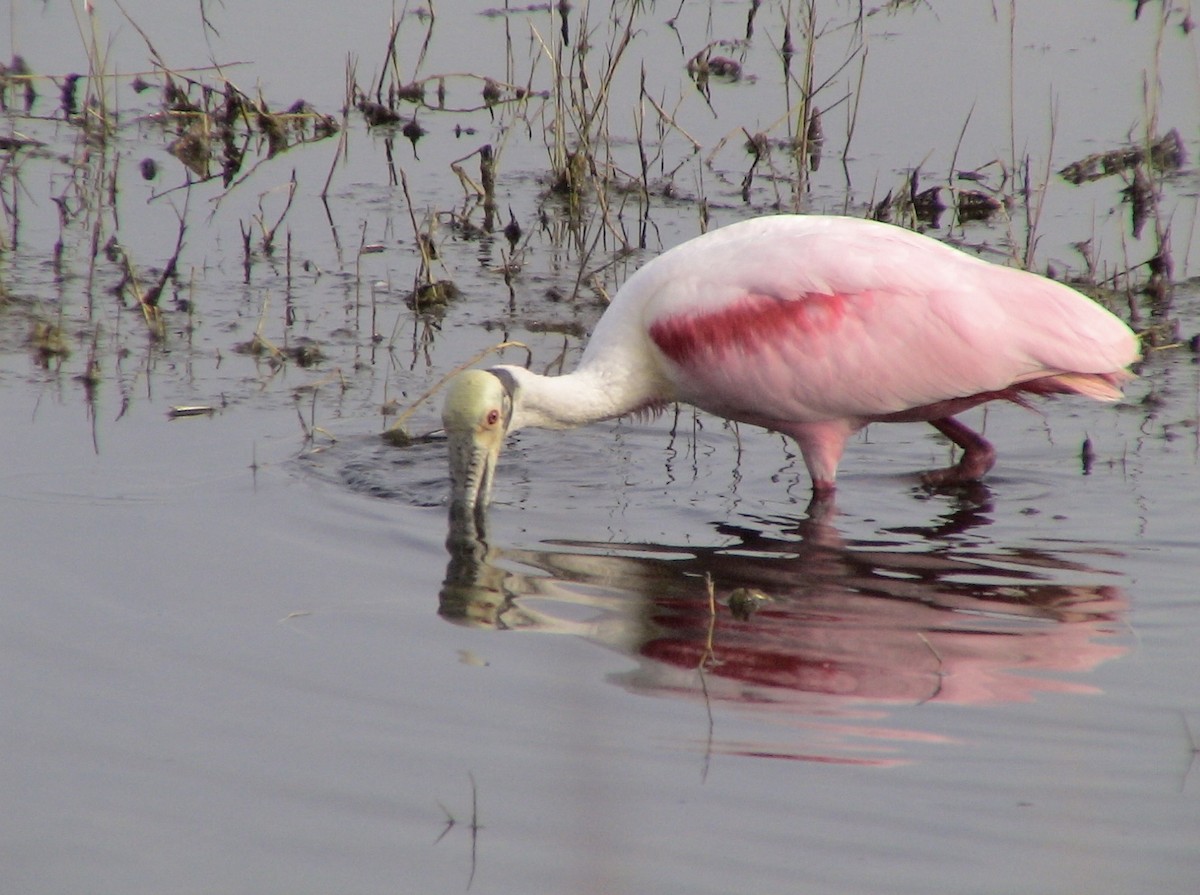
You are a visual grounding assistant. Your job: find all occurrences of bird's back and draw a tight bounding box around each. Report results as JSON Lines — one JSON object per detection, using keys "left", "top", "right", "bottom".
{"left": 582, "top": 215, "right": 1137, "bottom": 428}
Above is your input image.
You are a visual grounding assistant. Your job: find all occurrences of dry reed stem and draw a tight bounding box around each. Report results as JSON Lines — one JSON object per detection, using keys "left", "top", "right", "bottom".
{"left": 255, "top": 170, "right": 298, "bottom": 253}
{"left": 321, "top": 56, "right": 357, "bottom": 201}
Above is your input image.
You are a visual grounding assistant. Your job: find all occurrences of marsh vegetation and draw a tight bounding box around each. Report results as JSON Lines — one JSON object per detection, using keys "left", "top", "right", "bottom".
{"left": 3, "top": 3, "right": 1199, "bottom": 893}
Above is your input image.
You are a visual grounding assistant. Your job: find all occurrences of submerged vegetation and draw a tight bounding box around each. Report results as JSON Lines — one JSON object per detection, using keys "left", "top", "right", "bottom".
{"left": 0, "top": 0, "right": 1196, "bottom": 445}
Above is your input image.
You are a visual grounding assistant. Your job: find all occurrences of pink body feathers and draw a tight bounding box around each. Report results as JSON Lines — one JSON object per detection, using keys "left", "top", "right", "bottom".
{"left": 449, "top": 214, "right": 1139, "bottom": 511}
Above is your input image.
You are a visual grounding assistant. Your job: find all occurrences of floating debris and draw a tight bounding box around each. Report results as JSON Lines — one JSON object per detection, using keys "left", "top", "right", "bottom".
{"left": 380, "top": 427, "right": 413, "bottom": 448}
{"left": 167, "top": 405, "right": 216, "bottom": 419}
{"left": 402, "top": 117, "right": 426, "bottom": 153}
{"left": 233, "top": 333, "right": 279, "bottom": 358}
{"left": 1059, "top": 129, "right": 1185, "bottom": 184}
{"left": 686, "top": 43, "right": 747, "bottom": 97}
{"left": 728, "top": 587, "right": 773, "bottom": 621}
{"left": 162, "top": 75, "right": 200, "bottom": 114}
{"left": 744, "top": 131, "right": 770, "bottom": 158}
{"left": 908, "top": 168, "right": 944, "bottom": 225}
{"left": 956, "top": 189, "right": 1003, "bottom": 223}
{"left": 482, "top": 77, "right": 502, "bottom": 114}
{"left": 479, "top": 4, "right": 556, "bottom": 19}
{"left": 256, "top": 103, "right": 288, "bottom": 157}
{"left": 394, "top": 81, "right": 425, "bottom": 103}
{"left": 284, "top": 338, "right": 326, "bottom": 367}
{"left": 406, "top": 280, "right": 462, "bottom": 312}
{"left": 912, "top": 185, "right": 945, "bottom": 225}
{"left": 523, "top": 319, "right": 587, "bottom": 339}
{"left": 503, "top": 211, "right": 522, "bottom": 250}
{"left": 167, "top": 123, "right": 211, "bottom": 177}
{"left": 707, "top": 56, "right": 742, "bottom": 80}
{"left": 358, "top": 98, "right": 401, "bottom": 126}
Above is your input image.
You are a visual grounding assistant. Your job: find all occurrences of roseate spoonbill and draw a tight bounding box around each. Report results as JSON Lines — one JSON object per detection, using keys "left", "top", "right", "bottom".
{"left": 443, "top": 215, "right": 1138, "bottom": 515}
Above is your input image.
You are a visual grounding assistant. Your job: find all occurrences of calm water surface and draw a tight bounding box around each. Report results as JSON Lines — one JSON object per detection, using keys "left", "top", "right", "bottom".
{"left": 2, "top": 2, "right": 1199, "bottom": 893}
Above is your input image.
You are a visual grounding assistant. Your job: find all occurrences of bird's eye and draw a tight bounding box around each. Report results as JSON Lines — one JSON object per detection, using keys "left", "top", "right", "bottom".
{"left": 486, "top": 409, "right": 500, "bottom": 426}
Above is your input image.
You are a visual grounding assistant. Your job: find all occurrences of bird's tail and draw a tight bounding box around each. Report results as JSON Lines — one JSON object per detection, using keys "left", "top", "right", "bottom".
{"left": 1026, "top": 370, "right": 1133, "bottom": 402}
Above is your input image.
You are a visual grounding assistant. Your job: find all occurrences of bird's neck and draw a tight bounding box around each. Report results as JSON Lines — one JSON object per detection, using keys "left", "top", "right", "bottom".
{"left": 501, "top": 362, "right": 668, "bottom": 432}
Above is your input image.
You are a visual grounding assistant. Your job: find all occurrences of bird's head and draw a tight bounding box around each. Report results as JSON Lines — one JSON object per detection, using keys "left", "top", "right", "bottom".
{"left": 442, "top": 369, "right": 515, "bottom": 518}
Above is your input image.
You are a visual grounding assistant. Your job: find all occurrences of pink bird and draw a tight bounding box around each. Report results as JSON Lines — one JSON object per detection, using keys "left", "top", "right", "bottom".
{"left": 443, "top": 215, "right": 1138, "bottom": 515}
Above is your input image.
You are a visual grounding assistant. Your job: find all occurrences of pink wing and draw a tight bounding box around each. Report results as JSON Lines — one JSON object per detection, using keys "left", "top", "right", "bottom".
{"left": 602, "top": 216, "right": 1137, "bottom": 429}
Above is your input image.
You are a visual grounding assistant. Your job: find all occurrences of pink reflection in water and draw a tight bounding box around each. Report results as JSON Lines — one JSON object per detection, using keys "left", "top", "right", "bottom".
{"left": 441, "top": 496, "right": 1128, "bottom": 762}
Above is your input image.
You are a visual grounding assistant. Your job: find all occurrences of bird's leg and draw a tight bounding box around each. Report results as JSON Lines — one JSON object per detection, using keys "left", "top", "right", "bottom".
{"left": 921, "top": 417, "right": 997, "bottom": 487}
{"left": 785, "top": 419, "right": 855, "bottom": 498}
{"left": 810, "top": 479, "right": 837, "bottom": 500}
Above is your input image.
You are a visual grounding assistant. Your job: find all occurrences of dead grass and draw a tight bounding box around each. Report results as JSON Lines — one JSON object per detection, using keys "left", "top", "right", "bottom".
{"left": 0, "top": 0, "right": 1194, "bottom": 440}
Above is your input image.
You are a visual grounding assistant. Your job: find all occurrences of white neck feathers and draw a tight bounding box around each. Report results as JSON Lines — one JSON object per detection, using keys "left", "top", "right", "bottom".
{"left": 494, "top": 362, "right": 669, "bottom": 432}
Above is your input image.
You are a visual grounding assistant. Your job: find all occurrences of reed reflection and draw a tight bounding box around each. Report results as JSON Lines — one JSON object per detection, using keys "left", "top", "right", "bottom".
{"left": 442, "top": 493, "right": 1128, "bottom": 761}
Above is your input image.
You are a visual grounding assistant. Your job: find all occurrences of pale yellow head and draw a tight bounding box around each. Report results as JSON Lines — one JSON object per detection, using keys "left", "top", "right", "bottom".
{"left": 442, "top": 369, "right": 513, "bottom": 515}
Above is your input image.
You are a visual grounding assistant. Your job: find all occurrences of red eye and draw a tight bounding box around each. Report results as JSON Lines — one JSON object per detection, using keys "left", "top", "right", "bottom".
{"left": 486, "top": 409, "right": 500, "bottom": 426}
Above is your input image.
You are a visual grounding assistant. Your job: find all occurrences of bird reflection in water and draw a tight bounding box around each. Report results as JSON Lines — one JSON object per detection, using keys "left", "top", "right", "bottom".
{"left": 441, "top": 492, "right": 1127, "bottom": 763}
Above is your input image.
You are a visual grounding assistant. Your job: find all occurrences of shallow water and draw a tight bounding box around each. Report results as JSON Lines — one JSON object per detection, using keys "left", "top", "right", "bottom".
{"left": 3, "top": 2, "right": 1200, "bottom": 893}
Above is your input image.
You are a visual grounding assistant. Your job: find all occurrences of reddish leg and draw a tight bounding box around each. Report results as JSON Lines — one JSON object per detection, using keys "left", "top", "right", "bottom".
{"left": 921, "top": 417, "right": 997, "bottom": 487}
{"left": 785, "top": 419, "right": 856, "bottom": 498}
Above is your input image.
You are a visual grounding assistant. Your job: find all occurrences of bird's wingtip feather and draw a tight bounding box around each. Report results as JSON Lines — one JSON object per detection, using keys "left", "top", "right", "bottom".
{"left": 1046, "top": 370, "right": 1133, "bottom": 402}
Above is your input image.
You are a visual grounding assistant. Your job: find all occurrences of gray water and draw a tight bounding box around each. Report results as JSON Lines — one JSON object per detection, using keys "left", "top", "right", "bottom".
{"left": 2, "top": 2, "right": 1199, "bottom": 893}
